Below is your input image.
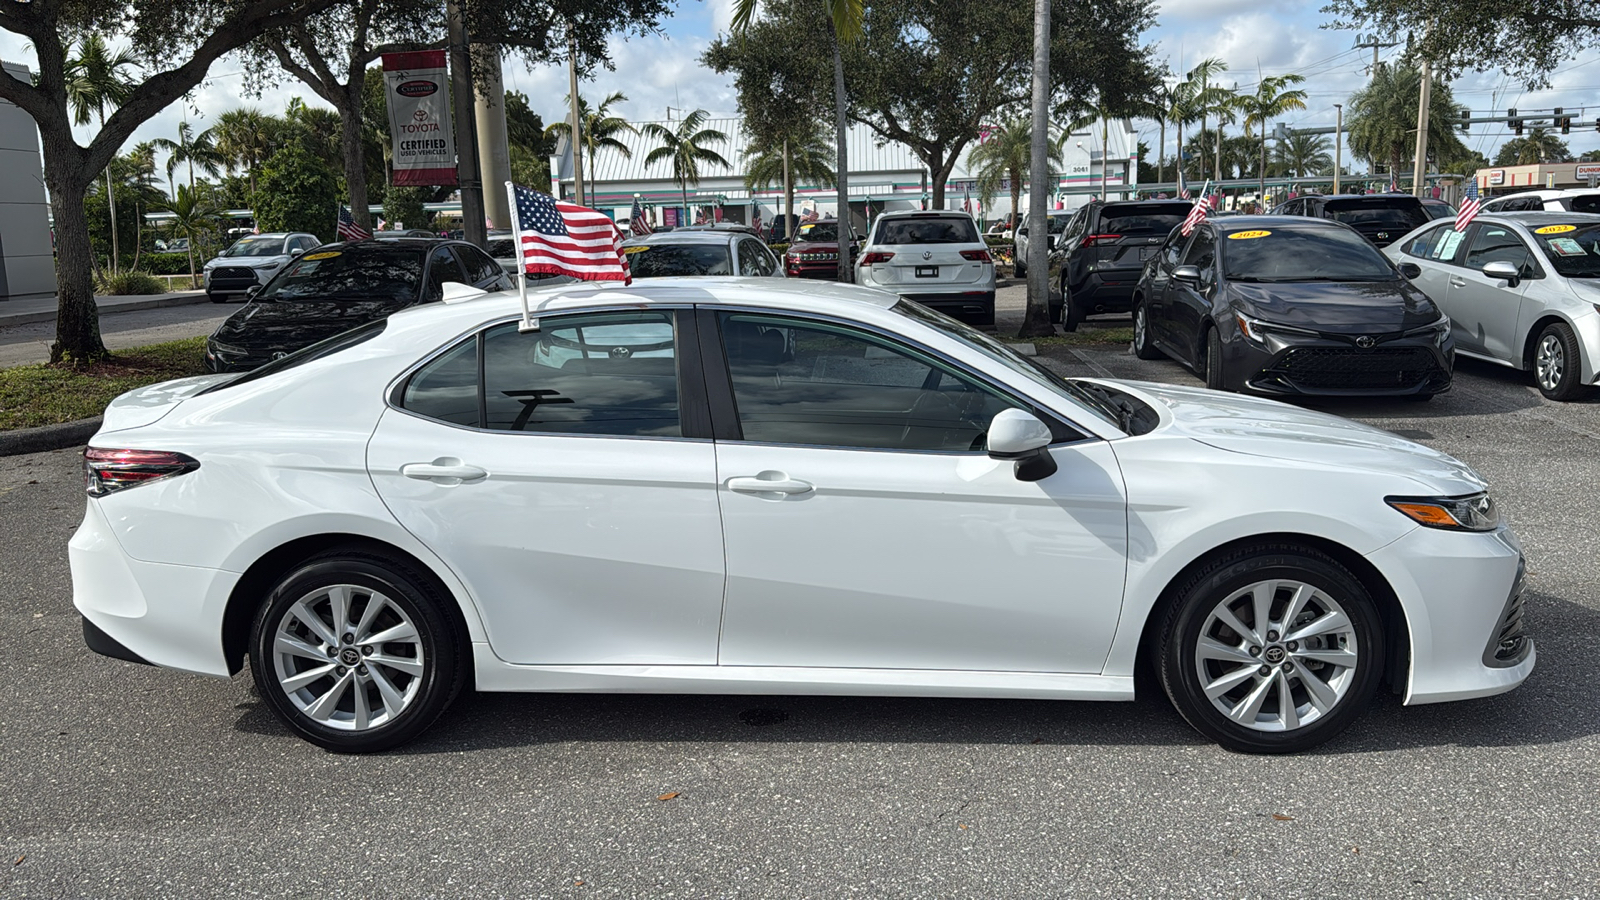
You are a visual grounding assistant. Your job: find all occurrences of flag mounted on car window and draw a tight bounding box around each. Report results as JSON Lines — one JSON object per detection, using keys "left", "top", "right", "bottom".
{"left": 1180, "top": 180, "right": 1212, "bottom": 236}
{"left": 508, "top": 184, "right": 630, "bottom": 284}
{"left": 1455, "top": 177, "right": 1482, "bottom": 232}
{"left": 630, "top": 195, "right": 653, "bottom": 237}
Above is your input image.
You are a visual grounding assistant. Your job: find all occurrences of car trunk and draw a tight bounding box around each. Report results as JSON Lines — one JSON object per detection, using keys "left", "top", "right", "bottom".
{"left": 1087, "top": 204, "right": 1190, "bottom": 273}
{"left": 876, "top": 245, "right": 985, "bottom": 286}
{"left": 1324, "top": 198, "right": 1429, "bottom": 247}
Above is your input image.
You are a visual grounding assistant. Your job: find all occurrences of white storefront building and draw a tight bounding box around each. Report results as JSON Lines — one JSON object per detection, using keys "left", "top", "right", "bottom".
{"left": 549, "top": 115, "right": 1140, "bottom": 235}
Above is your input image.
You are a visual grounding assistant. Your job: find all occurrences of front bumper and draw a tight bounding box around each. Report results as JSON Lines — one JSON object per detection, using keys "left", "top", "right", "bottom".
{"left": 1364, "top": 524, "right": 1535, "bottom": 705}
{"left": 1224, "top": 326, "right": 1453, "bottom": 397}
{"left": 70, "top": 499, "right": 239, "bottom": 678}
{"left": 205, "top": 265, "right": 265, "bottom": 294}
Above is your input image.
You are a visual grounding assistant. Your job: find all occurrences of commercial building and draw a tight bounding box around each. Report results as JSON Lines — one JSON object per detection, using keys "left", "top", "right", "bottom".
{"left": 1, "top": 60, "right": 57, "bottom": 301}
{"left": 1472, "top": 161, "right": 1600, "bottom": 194}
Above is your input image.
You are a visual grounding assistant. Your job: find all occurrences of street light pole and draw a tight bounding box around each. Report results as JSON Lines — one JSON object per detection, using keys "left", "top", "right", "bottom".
{"left": 567, "top": 33, "right": 584, "bottom": 207}
{"left": 1333, "top": 103, "right": 1343, "bottom": 194}
{"left": 1411, "top": 55, "right": 1433, "bottom": 199}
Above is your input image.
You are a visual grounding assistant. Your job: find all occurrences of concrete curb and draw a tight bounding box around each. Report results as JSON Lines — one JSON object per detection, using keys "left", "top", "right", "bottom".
{"left": 0, "top": 416, "right": 101, "bottom": 457}
{"left": 0, "top": 292, "right": 210, "bottom": 328}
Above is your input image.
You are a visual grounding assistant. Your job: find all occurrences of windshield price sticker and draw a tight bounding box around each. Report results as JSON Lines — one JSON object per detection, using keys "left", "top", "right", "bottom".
{"left": 1547, "top": 237, "right": 1587, "bottom": 257}
{"left": 1227, "top": 230, "right": 1272, "bottom": 240}
{"left": 621, "top": 246, "right": 649, "bottom": 254}
{"left": 1534, "top": 224, "right": 1577, "bottom": 235}
{"left": 301, "top": 251, "right": 342, "bottom": 261}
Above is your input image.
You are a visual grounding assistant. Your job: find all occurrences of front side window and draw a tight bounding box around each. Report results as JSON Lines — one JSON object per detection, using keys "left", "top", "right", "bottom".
{"left": 1180, "top": 229, "right": 1216, "bottom": 271}
{"left": 1463, "top": 225, "right": 1540, "bottom": 278}
{"left": 717, "top": 312, "right": 1019, "bottom": 451}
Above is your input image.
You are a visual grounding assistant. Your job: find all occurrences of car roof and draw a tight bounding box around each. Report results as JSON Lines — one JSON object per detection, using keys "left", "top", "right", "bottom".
{"left": 1486, "top": 210, "right": 1600, "bottom": 224}
{"left": 318, "top": 238, "right": 458, "bottom": 253}
{"left": 620, "top": 230, "right": 741, "bottom": 246}
{"left": 1307, "top": 193, "right": 1423, "bottom": 203}
{"left": 876, "top": 209, "right": 975, "bottom": 220}
{"left": 1489, "top": 189, "right": 1577, "bottom": 200}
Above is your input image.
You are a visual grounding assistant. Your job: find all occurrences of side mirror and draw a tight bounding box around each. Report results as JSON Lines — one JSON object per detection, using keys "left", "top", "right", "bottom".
{"left": 290, "top": 247, "right": 305, "bottom": 257}
{"left": 1398, "top": 261, "right": 1422, "bottom": 280}
{"left": 986, "top": 409, "right": 1057, "bottom": 482}
{"left": 1173, "top": 265, "right": 1202, "bottom": 285}
{"left": 1482, "top": 260, "right": 1520, "bottom": 287}
{"left": 245, "top": 284, "right": 262, "bottom": 301}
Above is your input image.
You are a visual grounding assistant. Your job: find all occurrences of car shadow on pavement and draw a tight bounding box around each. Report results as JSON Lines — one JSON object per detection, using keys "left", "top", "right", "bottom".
{"left": 228, "top": 584, "right": 1595, "bottom": 757}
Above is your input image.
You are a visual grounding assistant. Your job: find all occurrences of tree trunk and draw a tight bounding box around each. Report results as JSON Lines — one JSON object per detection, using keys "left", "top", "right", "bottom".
{"left": 1175, "top": 120, "right": 1184, "bottom": 188}
{"left": 783, "top": 137, "right": 794, "bottom": 241}
{"left": 1009, "top": 168, "right": 1021, "bottom": 232}
{"left": 1157, "top": 119, "right": 1166, "bottom": 185}
{"left": 336, "top": 86, "right": 371, "bottom": 231}
{"left": 929, "top": 152, "right": 957, "bottom": 209}
{"left": 831, "top": 25, "right": 850, "bottom": 284}
{"left": 42, "top": 125, "right": 108, "bottom": 364}
{"left": 1259, "top": 133, "right": 1267, "bottom": 203}
{"left": 1019, "top": 0, "right": 1053, "bottom": 338}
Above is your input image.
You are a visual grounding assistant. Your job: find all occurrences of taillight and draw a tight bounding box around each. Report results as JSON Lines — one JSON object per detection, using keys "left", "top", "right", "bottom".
{"left": 960, "top": 249, "right": 992, "bottom": 262}
{"left": 84, "top": 447, "right": 200, "bottom": 496}
{"left": 859, "top": 252, "right": 895, "bottom": 266}
{"left": 1081, "top": 234, "right": 1123, "bottom": 246}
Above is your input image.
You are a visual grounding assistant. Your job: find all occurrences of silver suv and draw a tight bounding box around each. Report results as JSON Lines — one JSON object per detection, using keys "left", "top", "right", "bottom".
{"left": 201, "top": 232, "right": 321, "bottom": 302}
{"left": 854, "top": 210, "right": 997, "bottom": 328}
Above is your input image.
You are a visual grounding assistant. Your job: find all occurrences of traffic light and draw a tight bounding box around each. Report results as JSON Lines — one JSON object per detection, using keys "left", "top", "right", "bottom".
{"left": 1595, "top": 117, "right": 1600, "bottom": 133}
{"left": 1554, "top": 107, "right": 1567, "bottom": 134}
{"left": 1459, "top": 108, "right": 1470, "bottom": 133}
{"left": 1509, "top": 108, "right": 1522, "bottom": 136}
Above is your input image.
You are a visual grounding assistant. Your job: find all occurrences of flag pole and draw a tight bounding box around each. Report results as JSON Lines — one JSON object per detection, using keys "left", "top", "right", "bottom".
{"left": 507, "top": 181, "right": 539, "bottom": 333}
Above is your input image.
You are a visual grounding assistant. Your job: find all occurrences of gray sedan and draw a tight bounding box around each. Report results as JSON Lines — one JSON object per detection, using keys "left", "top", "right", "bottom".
{"left": 1384, "top": 211, "right": 1600, "bottom": 400}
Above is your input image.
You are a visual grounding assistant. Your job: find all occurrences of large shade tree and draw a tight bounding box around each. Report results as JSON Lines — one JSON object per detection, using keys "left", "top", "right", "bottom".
{"left": 0, "top": 0, "right": 345, "bottom": 363}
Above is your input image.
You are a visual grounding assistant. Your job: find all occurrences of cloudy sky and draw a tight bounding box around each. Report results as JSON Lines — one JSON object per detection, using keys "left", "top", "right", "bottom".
{"left": 4, "top": 0, "right": 1598, "bottom": 181}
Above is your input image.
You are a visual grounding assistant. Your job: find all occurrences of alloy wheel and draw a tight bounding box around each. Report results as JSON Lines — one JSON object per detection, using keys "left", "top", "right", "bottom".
{"left": 1536, "top": 334, "right": 1565, "bottom": 392}
{"left": 271, "top": 584, "right": 426, "bottom": 732}
{"left": 1193, "top": 578, "right": 1359, "bottom": 732}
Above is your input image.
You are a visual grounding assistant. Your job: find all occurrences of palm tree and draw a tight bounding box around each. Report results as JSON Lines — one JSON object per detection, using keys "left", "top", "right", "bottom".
{"left": 640, "top": 109, "right": 732, "bottom": 225}
{"left": 213, "top": 107, "right": 283, "bottom": 196}
{"left": 153, "top": 121, "right": 226, "bottom": 198}
{"left": 1162, "top": 59, "right": 1227, "bottom": 188}
{"left": 155, "top": 185, "right": 221, "bottom": 287}
{"left": 1240, "top": 73, "right": 1308, "bottom": 200}
{"left": 1206, "top": 86, "right": 1246, "bottom": 186}
{"left": 1273, "top": 132, "right": 1333, "bottom": 178}
{"left": 744, "top": 127, "right": 836, "bottom": 240}
{"left": 545, "top": 92, "right": 638, "bottom": 208}
{"left": 966, "top": 117, "right": 1062, "bottom": 238}
{"left": 733, "top": 0, "right": 866, "bottom": 282}
{"left": 65, "top": 35, "right": 139, "bottom": 273}
{"left": 1346, "top": 64, "right": 1470, "bottom": 187}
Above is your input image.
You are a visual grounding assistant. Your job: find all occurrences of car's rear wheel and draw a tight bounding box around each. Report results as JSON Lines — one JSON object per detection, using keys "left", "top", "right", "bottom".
{"left": 1157, "top": 545, "right": 1384, "bottom": 753}
{"left": 1204, "top": 326, "right": 1226, "bottom": 390}
{"left": 1132, "top": 299, "right": 1162, "bottom": 360}
{"left": 250, "top": 552, "right": 464, "bottom": 753}
{"left": 1533, "top": 321, "right": 1587, "bottom": 401}
{"left": 1013, "top": 247, "right": 1027, "bottom": 279}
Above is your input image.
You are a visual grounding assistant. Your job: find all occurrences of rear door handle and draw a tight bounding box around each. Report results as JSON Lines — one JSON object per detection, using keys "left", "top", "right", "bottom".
{"left": 728, "top": 474, "right": 814, "bottom": 495}
{"left": 402, "top": 460, "right": 488, "bottom": 483}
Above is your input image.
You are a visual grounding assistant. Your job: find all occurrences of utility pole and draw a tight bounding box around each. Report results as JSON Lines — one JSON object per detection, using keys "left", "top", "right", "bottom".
{"left": 567, "top": 33, "right": 584, "bottom": 207}
{"left": 1411, "top": 55, "right": 1432, "bottom": 199}
{"left": 1101, "top": 114, "right": 1110, "bottom": 200}
{"left": 446, "top": 0, "right": 486, "bottom": 247}
{"left": 1353, "top": 34, "right": 1399, "bottom": 74}
{"left": 1333, "top": 103, "right": 1343, "bottom": 194}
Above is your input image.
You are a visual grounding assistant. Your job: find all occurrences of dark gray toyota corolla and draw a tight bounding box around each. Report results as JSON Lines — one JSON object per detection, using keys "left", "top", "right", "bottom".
{"left": 1131, "top": 215, "right": 1455, "bottom": 400}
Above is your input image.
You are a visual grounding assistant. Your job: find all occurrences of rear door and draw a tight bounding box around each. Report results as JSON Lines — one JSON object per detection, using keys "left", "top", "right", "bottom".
{"left": 874, "top": 214, "right": 986, "bottom": 287}
{"left": 1146, "top": 228, "right": 1191, "bottom": 346}
{"left": 1394, "top": 222, "right": 1465, "bottom": 307}
{"left": 1087, "top": 203, "right": 1191, "bottom": 282}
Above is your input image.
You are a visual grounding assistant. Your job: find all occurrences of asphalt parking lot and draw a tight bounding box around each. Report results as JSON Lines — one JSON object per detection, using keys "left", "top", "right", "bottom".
{"left": 3, "top": 291, "right": 1599, "bottom": 898}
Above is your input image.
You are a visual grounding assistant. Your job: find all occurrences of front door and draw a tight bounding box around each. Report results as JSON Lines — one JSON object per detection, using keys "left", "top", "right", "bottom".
{"left": 1450, "top": 223, "right": 1535, "bottom": 360}
{"left": 368, "top": 308, "right": 726, "bottom": 666}
{"left": 706, "top": 310, "right": 1129, "bottom": 674}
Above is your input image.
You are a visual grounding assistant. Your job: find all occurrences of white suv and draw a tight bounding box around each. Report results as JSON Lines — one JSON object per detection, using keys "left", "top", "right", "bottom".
{"left": 855, "top": 210, "right": 997, "bottom": 328}
{"left": 201, "top": 232, "right": 322, "bottom": 302}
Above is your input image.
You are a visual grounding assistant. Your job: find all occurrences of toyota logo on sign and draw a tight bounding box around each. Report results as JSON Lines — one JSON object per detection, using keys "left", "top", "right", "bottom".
{"left": 397, "top": 80, "right": 438, "bottom": 97}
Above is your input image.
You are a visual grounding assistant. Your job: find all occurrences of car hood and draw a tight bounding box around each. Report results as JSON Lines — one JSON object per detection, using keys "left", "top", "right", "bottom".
{"left": 1229, "top": 279, "right": 1439, "bottom": 334}
{"left": 1118, "top": 380, "right": 1485, "bottom": 494}
{"left": 205, "top": 255, "right": 288, "bottom": 269}
{"left": 212, "top": 298, "right": 412, "bottom": 351}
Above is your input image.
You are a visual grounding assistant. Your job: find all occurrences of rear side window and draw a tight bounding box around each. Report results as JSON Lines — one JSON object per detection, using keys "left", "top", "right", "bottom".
{"left": 874, "top": 216, "right": 980, "bottom": 244}
{"left": 455, "top": 245, "right": 505, "bottom": 286}
{"left": 1096, "top": 204, "right": 1190, "bottom": 235}
{"left": 1570, "top": 195, "right": 1600, "bottom": 214}
{"left": 1402, "top": 225, "right": 1446, "bottom": 259}
{"left": 402, "top": 338, "right": 480, "bottom": 426}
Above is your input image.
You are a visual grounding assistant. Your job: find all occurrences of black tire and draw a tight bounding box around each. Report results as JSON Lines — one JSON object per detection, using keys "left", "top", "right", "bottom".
{"left": 1204, "top": 325, "right": 1226, "bottom": 390}
{"left": 1403, "top": 392, "right": 1434, "bottom": 403}
{"left": 1013, "top": 250, "right": 1027, "bottom": 279}
{"left": 1156, "top": 544, "right": 1385, "bottom": 754}
{"left": 208, "top": 292, "right": 227, "bottom": 304}
{"left": 1533, "top": 321, "right": 1588, "bottom": 401}
{"left": 1060, "top": 277, "right": 1080, "bottom": 333}
{"left": 249, "top": 551, "right": 465, "bottom": 753}
{"left": 1132, "top": 299, "right": 1162, "bottom": 360}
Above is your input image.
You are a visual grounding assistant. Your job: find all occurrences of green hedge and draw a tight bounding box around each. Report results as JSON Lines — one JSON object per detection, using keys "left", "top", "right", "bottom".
{"left": 94, "top": 271, "right": 166, "bottom": 295}
{"left": 768, "top": 242, "right": 791, "bottom": 255}
{"left": 983, "top": 235, "right": 1014, "bottom": 249}
{"left": 141, "top": 252, "right": 194, "bottom": 276}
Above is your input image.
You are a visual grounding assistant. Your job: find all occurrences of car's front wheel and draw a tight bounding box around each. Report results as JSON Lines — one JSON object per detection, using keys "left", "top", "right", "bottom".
{"left": 1204, "top": 326, "right": 1226, "bottom": 390}
{"left": 1533, "top": 321, "right": 1587, "bottom": 401}
{"left": 1157, "top": 545, "right": 1385, "bottom": 753}
{"left": 208, "top": 292, "right": 227, "bottom": 304}
{"left": 249, "top": 551, "right": 465, "bottom": 753}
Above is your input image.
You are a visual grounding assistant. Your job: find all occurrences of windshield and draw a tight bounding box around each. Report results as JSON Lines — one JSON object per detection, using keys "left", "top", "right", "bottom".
{"left": 796, "top": 223, "right": 840, "bottom": 243}
{"left": 222, "top": 237, "right": 287, "bottom": 258}
{"left": 1527, "top": 222, "right": 1600, "bottom": 278}
{"left": 891, "top": 299, "right": 1132, "bottom": 432}
{"left": 1324, "top": 199, "right": 1428, "bottom": 232}
{"left": 1098, "top": 204, "right": 1190, "bottom": 234}
{"left": 258, "top": 245, "right": 425, "bottom": 302}
{"left": 1222, "top": 226, "right": 1396, "bottom": 281}
{"left": 200, "top": 319, "right": 387, "bottom": 395}
{"left": 875, "top": 216, "right": 980, "bottom": 244}
{"left": 624, "top": 244, "right": 732, "bottom": 277}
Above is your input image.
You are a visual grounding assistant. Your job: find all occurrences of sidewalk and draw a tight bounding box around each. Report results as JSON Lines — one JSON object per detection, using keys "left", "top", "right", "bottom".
{"left": 0, "top": 291, "right": 208, "bottom": 328}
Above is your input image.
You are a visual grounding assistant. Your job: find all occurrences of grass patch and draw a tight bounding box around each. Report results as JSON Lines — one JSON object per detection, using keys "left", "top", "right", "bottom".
{"left": 1025, "top": 325, "right": 1134, "bottom": 348}
{"left": 0, "top": 336, "right": 208, "bottom": 431}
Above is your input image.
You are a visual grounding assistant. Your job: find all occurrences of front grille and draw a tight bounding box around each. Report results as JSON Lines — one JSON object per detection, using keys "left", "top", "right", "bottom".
{"left": 211, "top": 266, "right": 259, "bottom": 281}
{"left": 1484, "top": 560, "right": 1531, "bottom": 667}
{"left": 1261, "top": 346, "right": 1441, "bottom": 391}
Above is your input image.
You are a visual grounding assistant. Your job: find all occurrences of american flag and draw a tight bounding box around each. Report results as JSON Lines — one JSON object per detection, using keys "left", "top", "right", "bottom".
{"left": 751, "top": 206, "right": 762, "bottom": 235}
{"left": 510, "top": 184, "right": 630, "bottom": 283}
{"left": 1177, "top": 170, "right": 1190, "bottom": 200}
{"left": 1388, "top": 176, "right": 1400, "bottom": 193}
{"left": 1180, "top": 181, "right": 1212, "bottom": 236}
{"left": 962, "top": 182, "right": 972, "bottom": 214}
{"left": 800, "top": 207, "right": 819, "bottom": 224}
{"left": 337, "top": 206, "right": 371, "bottom": 242}
{"left": 694, "top": 208, "right": 707, "bottom": 225}
{"left": 1455, "top": 177, "right": 1483, "bottom": 232}
{"left": 630, "top": 196, "right": 653, "bottom": 236}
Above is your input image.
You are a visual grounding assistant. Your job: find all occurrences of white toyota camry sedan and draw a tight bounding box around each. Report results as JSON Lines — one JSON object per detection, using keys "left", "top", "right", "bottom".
{"left": 70, "top": 278, "right": 1533, "bottom": 754}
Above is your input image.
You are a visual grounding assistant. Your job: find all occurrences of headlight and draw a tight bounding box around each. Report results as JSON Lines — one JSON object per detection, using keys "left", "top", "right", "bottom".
{"left": 1386, "top": 492, "right": 1500, "bottom": 532}
{"left": 1404, "top": 314, "right": 1451, "bottom": 347}
{"left": 1234, "top": 312, "right": 1315, "bottom": 345}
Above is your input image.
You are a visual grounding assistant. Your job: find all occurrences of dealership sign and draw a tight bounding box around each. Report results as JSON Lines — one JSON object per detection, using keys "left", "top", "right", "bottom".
{"left": 382, "top": 51, "right": 457, "bottom": 187}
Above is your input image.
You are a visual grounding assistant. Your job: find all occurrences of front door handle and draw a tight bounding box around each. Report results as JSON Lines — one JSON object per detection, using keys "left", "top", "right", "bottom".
{"left": 1448, "top": 276, "right": 1467, "bottom": 287}
{"left": 402, "top": 460, "right": 488, "bottom": 484}
{"left": 728, "top": 473, "right": 814, "bottom": 495}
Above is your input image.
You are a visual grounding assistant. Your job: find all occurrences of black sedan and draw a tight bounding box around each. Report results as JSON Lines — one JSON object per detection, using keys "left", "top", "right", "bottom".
{"left": 205, "top": 239, "right": 511, "bottom": 372}
{"left": 1131, "top": 216, "right": 1454, "bottom": 399}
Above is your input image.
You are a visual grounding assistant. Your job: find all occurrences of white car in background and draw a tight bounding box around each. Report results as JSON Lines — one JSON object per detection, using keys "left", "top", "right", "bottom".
{"left": 200, "top": 232, "right": 321, "bottom": 302}
{"left": 1480, "top": 189, "right": 1600, "bottom": 214}
{"left": 72, "top": 278, "right": 1531, "bottom": 754}
{"left": 1386, "top": 211, "right": 1600, "bottom": 400}
{"left": 855, "top": 209, "right": 997, "bottom": 328}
